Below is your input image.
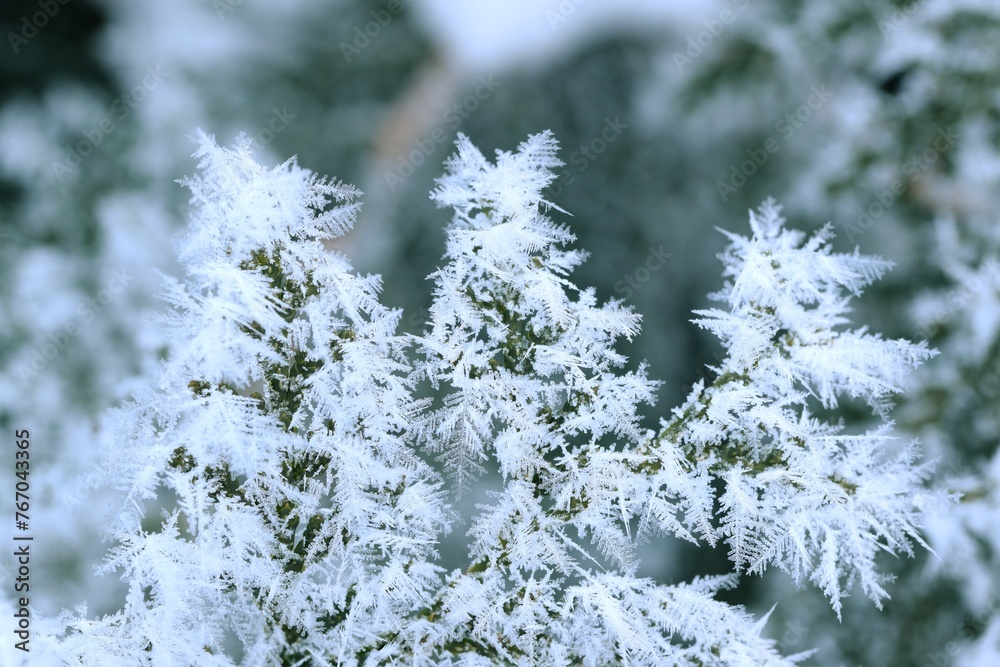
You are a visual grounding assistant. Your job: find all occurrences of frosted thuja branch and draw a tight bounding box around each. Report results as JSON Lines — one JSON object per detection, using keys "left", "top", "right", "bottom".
{"left": 42, "top": 133, "right": 947, "bottom": 667}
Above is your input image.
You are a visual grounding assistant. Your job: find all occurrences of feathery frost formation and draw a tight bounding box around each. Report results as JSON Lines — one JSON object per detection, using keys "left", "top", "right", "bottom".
{"left": 405, "top": 133, "right": 795, "bottom": 665}
{"left": 675, "top": 200, "right": 943, "bottom": 615}
{"left": 47, "top": 132, "right": 448, "bottom": 665}
{"left": 45, "top": 131, "right": 945, "bottom": 665}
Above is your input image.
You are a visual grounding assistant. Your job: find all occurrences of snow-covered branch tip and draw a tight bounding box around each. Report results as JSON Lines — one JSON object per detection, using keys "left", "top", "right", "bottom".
{"left": 652, "top": 198, "right": 951, "bottom": 615}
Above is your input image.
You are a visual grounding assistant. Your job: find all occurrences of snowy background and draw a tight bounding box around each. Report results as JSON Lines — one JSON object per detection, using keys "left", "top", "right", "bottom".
{"left": 1, "top": 0, "right": 999, "bottom": 664}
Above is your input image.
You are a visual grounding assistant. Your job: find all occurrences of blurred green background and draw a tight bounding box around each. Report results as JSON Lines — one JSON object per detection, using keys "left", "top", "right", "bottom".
{"left": 2, "top": 1, "right": 998, "bottom": 664}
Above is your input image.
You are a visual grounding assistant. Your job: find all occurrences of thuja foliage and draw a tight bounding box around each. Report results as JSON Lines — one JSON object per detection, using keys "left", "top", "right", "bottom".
{"left": 44, "top": 131, "right": 949, "bottom": 666}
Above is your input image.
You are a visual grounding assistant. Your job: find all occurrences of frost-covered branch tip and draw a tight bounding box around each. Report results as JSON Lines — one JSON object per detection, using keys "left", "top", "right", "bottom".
{"left": 45, "top": 132, "right": 448, "bottom": 665}
{"left": 654, "top": 198, "right": 950, "bottom": 615}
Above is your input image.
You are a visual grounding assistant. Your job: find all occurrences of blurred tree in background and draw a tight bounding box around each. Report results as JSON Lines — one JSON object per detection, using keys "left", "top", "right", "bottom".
{"left": 1, "top": 0, "right": 997, "bottom": 664}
